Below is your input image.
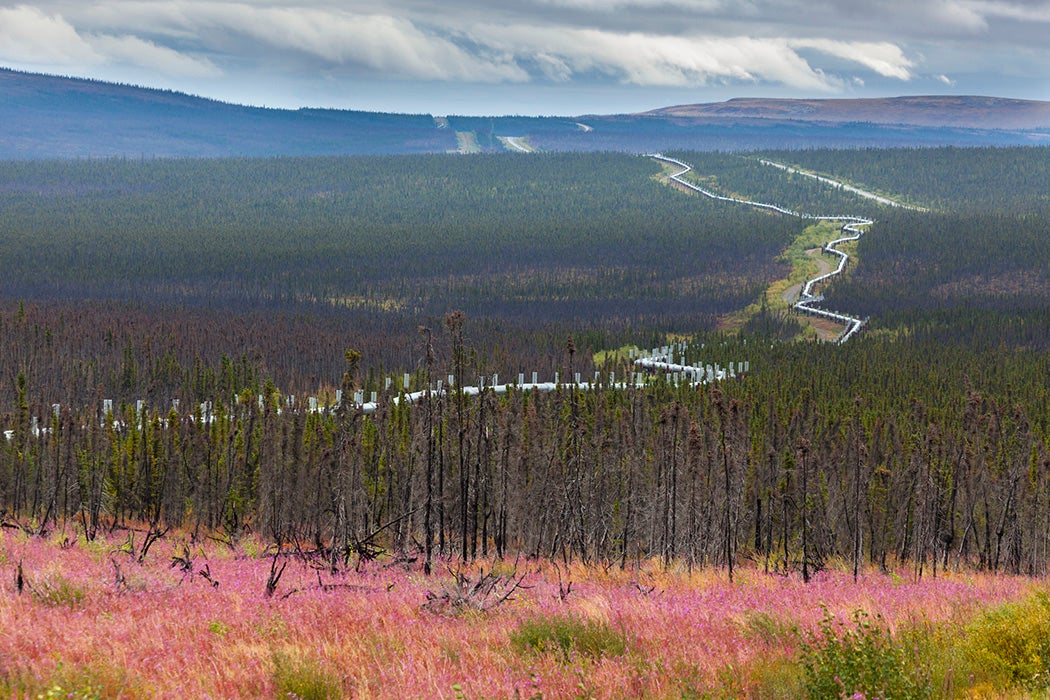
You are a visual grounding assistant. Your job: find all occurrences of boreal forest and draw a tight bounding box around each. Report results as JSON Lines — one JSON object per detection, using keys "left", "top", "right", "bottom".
{"left": 2, "top": 146, "right": 1050, "bottom": 581}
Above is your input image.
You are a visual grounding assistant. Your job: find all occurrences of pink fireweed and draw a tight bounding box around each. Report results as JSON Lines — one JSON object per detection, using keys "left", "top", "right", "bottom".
{"left": 0, "top": 529, "right": 1038, "bottom": 698}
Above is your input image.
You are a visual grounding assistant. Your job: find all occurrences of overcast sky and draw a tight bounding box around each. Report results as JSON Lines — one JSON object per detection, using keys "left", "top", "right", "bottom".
{"left": 2, "top": 0, "right": 1049, "bottom": 115}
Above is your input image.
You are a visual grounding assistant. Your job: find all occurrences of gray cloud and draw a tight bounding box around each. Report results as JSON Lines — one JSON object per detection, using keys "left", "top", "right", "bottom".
{"left": 70, "top": 2, "right": 528, "bottom": 81}
{"left": 1, "top": 0, "right": 1048, "bottom": 112}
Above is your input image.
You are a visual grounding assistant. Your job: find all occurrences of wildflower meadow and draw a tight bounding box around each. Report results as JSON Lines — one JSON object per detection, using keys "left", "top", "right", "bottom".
{"left": 1, "top": 525, "right": 1047, "bottom": 698}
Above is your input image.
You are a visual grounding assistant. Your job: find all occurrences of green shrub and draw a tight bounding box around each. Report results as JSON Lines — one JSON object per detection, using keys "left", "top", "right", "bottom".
{"left": 31, "top": 573, "right": 86, "bottom": 608}
{"left": 271, "top": 650, "right": 342, "bottom": 700}
{"left": 739, "top": 610, "right": 799, "bottom": 646}
{"left": 799, "top": 608, "right": 932, "bottom": 700}
{"left": 0, "top": 659, "right": 136, "bottom": 700}
{"left": 510, "top": 615, "right": 628, "bottom": 661}
{"left": 964, "top": 591, "right": 1050, "bottom": 691}
{"left": 32, "top": 683, "right": 100, "bottom": 700}
{"left": 742, "top": 655, "right": 807, "bottom": 700}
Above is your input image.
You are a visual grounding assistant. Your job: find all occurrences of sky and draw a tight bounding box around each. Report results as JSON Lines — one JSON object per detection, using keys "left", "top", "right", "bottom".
{"left": 1, "top": 0, "right": 1049, "bottom": 116}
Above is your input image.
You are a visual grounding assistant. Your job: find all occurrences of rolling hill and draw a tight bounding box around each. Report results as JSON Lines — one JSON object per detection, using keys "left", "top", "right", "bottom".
{"left": 645, "top": 95, "right": 1050, "bottom": 130}
{"left": 2, "top": 67, "right": 1049, "bottom": 159}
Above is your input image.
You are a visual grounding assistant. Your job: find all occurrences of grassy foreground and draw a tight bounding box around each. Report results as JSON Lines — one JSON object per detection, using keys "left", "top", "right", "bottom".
{"left": 1, "top": 528, "right": 1048, "bottom": 698}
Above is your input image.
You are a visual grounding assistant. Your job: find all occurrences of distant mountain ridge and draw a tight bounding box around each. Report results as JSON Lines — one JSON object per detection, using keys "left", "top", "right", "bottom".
{"left": 0, "top": 68, "right": 455, "bottom": 159}
{"left": 644, "top": 95, "right": 1050, "bottom": 130}
{"left": 1, "top": 67, "right": 1048, "bottom": 159}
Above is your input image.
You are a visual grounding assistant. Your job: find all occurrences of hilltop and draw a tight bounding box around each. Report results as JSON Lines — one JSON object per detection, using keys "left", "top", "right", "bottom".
{"left": 644, "top": 95, "right": 1050, "bottom": 130}
{"left": 0, "top": 68, "right": 454, "bottom": 158}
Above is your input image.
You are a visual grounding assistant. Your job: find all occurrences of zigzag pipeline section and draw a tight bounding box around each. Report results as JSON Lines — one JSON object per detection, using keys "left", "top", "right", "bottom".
{"left": 650, "top": 154, "right": 873, "bottom": 344}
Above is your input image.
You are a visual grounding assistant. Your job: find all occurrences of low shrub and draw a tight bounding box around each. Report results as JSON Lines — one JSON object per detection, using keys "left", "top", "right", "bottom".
{"left": 0, "top": 659, "right": 136, "bottom": 699}
{"left": 738, "top": 610, "right": 799, "bottom": 646}
{"left": 964, "top": 590, "right": 1050, "bottom": 691}
{"left": 31, "top": 572, "right": 86, "bottom": 608}
{"left": 741, "top": 655, "right": 807, "bottom": 700}
{"left": 30, "top": 683, "right": 100, "bottom": 700}
{"left": 799, "top": 608, "right": 932, "bottom": 700}
{"left": 271, "top": 650, "right": 343, "bottom": 700}
{"left": 510, "top": 614, "right": 628, "bottom": 661}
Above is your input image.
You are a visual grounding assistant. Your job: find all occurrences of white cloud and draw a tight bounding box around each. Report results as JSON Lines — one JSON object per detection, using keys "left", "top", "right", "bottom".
{"left": 87, "top": 33, "right": 221, "bottom": 77}
{"left": 909, "top": 0, "right": 990, "bottom": 33}
{"left": 791, "top": 39, "right": 914, "bottom": 80}
{"left": 0, "top": 4, "right": 219, "bottom": 78}
{"left": 471, "top": 25, "right": 843, "bottom": 90}
{"left": 0, "top": 5, "right": 101, "bottom": 65}
{"left": 225, "top": 7, "right": 527, "bottom": 81}
{"left": 533, "top": 53, "right": 574, "bottom": 82}
{"left": 936, "top": 73, "right": 956, "bottom": 85}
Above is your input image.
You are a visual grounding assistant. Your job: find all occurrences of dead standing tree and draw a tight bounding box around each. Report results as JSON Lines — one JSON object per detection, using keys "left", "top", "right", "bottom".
{"left": 420, "top": 326, "right": 436, "bottom": 575}
{"left": 711, "top": 387, "right": 744, "bottom": 582}
{"left": 444, "top": 310, "right": 470, "bottom": 561}
{"left": 798, "top": 436, "right": 813, "bottom": 583}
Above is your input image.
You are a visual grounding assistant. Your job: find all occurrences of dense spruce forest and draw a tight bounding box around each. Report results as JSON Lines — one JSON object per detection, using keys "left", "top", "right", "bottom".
{"left": 2, "top": 147, "right": 1050, "bottom": 578}
{"left": 771, "top": 148, "right": 1050, "bottom": 327}
{"left": 0, "top": 153, "right": 800, "bottom": 404}
{"left": 766, "top": 146, "right": 1050, "bottom": 213}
